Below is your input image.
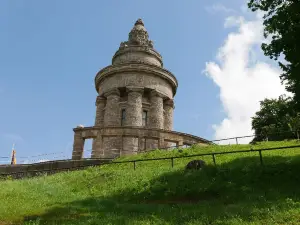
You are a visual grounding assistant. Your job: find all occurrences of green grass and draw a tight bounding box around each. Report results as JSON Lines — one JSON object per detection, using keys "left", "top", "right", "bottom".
{"left": 1, "top": 140, "right": 300, "bottom": 225}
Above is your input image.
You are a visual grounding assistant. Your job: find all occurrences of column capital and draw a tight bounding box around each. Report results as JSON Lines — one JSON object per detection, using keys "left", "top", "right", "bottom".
{"left": 164, "top": 99, "right": 175, "bottom": 109}
{"left": 126, "top": 86, "right": 144, "bottom": 94}
{"left": 150, "top": 89, "right": 166, "bottom": 98}
{"left": 104, "top": 88, "right": 120, "bottom": 98}
{"left": 95, "top": 96, "right": 106, "bottom": 106}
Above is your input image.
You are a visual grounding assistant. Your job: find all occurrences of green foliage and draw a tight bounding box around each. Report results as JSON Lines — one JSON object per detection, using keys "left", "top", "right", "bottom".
{"left": 1, "top": 141, "right": 300, "bottom": 224}
{"left": 248, "top": 0, "right": 300, "bottom": 109}
{"left": 288, "top": 112, "right": 300, "bottom": 140}
{"left": 251, "top": 95, "right": 299, "bottom": 142}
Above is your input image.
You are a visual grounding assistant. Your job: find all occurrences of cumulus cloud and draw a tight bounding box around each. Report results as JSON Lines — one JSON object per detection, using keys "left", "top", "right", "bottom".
{"left": 204, "top": 13, "right": 289, "bottom": 144}
{"left": 224, "top": 16, "right": 244, "bottom": 28}
{"left": 205, "top": 3, "right": 236, "bottom": 14}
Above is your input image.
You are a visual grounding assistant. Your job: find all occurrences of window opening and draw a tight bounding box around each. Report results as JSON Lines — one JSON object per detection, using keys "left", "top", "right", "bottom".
{"left": 142, "top": 110, "right": 148, "bottom": 126}
{"left": 121, "top": 109, "right": 126, "bottom": 126}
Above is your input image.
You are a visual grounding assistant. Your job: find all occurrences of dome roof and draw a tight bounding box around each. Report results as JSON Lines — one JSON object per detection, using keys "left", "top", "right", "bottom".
{"left": 112, "top": 19, "right": 163, "bottom": 67}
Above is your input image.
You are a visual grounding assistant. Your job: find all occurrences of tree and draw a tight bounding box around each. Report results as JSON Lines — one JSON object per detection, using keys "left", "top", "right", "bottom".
{"left": 288, "top": 112, "right": 300, "bottom": 140}
{"left": 251, "top": 95, "right": 296, "bottom": 142}
{"left": 248, "top": 0, "right": 300, "bottom": 110}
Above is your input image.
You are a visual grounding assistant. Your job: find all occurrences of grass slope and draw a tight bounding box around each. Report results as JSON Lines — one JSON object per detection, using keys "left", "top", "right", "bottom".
{"left": 1, "top": 141, "right": 300, "bottom": 225}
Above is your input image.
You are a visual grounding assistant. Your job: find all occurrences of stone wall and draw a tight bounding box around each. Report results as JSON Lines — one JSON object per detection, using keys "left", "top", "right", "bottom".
{"left": 93, "top": 87, "right": 174, "bottom": 131}
{"left": 95, "top": 68, "right": 177, "bottom": 99}
{"left": 112, "top": 47, "right": 163, "bottom": 67}
{"left": 0, "top": 159, "right": 111, "bottom": 178}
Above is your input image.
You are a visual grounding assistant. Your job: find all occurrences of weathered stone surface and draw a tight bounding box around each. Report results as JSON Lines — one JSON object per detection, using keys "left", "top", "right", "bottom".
{"left": 95, "top": 96, "right": 106, "bottom": 127}
{"left": 145, "top": 138, "right": 159, "bottom": 150}
{"left": 102, "top": 136, "right": 121, "bottom": 158}
{"left": 164, "top": 99, "right": 174, "bottom": 130}
{"left": 73, "top": 127, "right": 210, "bottom": 159}
{"left": 185, "top": 160, "right": 206, "bottom": 170}
{"left": 91, "top": 134, "right": 103, "bottom": 158}
{"left": 103, "top": 88, "right": 120, "bottom": 127}
{"left": 125, "top": 87, "right": 143, "bottom": 126}
{"left": 96, "top": 71, "right": 175, "bottom": 99}
{"left": 149, "top": 90, "right": 164, "bottom": 129}
{"left": 72, "top": 132, "right": 85, "bottom": 160}
{"left": 122, "top": 137, "right": 139, "bottom": 155}
{"left": 113, "top": 50, "right": 162, "bottom": 67}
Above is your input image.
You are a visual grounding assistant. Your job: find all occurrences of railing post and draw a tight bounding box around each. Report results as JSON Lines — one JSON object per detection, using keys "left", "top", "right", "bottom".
{"left": 235, "top": 137, "right": 238, "bottom": 145}
{"left": 258, "top": 150, "right": 263, "bottom": 166}
{"left": 212, "top": 154, "right": 216, "bottom": 166}
{"left": 133, "top": 161, "right": 136, "bottom": 170}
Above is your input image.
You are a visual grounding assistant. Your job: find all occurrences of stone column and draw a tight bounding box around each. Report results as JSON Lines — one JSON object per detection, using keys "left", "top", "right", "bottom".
{"left": 149, "top": 90, "right": 164, "bottom": 129}
{"left": 103, "top": 88, "right": 120, "bottom": 127}
{"left": 164, "top": 99, "right": 175, "bottom": 131}
{"left": 177, "top": 140, "right": 183, "bottom": 148}
{"left": 158, "top": 137, "right": 165, "bottom": 149}
{"left": 91, "top": 134, "right": 103, "bottom": 158}
{"left": 94, "top": 96, "right": 106, "bottom": 127}
{"left": 72, "top": 131, "right": 85, "bottom": 160}
{"left": 125, "top": 86, "right": 143, "bottom": 126}
{"left": 122, "top": 87, "right": 144, "bottom": 156}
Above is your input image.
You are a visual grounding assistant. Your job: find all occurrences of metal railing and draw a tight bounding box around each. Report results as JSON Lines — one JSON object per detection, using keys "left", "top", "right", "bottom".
{"left": 1, "top": 129, "right": 299, "bottom": 165}
{"left": 110, "top": 144, "right": 300, "bottom": 170}
{"left": 1, "top": 144, "right": 300, "bottom": 178}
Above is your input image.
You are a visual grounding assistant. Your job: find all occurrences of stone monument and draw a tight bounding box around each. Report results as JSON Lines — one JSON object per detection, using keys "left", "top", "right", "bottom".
{"left": 72, "top": 19, "right": 210, "bottom": 160}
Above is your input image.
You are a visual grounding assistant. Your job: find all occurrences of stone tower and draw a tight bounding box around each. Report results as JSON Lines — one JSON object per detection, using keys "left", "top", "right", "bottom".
{"left": 72, "top": 19, "right": 210, "bottom": 160}
{"left": 94, "top": 19, "right": 177, "bottom": 130}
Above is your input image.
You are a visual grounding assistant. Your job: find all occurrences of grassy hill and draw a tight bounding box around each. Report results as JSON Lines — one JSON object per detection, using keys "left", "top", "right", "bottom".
{"left": 1, "top": 141, "right": 300, "bottom": 225}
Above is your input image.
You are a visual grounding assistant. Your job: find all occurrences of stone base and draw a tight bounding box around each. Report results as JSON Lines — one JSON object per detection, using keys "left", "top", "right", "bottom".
{"left": 74, "top": 126, "right": 211, "bottom": 160}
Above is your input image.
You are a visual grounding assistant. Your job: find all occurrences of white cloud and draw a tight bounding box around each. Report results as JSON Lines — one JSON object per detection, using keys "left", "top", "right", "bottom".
{"left": 224, "top": 16, "right": 244, "bottom": 28}
{"left": 38, "top": 159, "right": 49, "bottom": 163}
{"left": 19, "top": 159, "right": 50, "bottom": 164}
{"left": 204, "top": 13, "right": 290, "bottom": 144}
{"left": 205, "top": 3, "right": 236, "bottom": 14}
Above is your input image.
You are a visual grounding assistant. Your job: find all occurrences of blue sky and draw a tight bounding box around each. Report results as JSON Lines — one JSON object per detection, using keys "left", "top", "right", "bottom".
{"left": 0, "top": 0, "right": 286, "bottom": 162}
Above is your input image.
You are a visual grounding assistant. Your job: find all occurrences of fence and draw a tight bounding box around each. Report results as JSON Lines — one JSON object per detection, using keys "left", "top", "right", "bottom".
{"left": 109, "top": 144, "right": 300, "bottom": 170}
{"left": 0, "top": 129, "right": 299, "bottom": 165}
{"left": 1, "top": 144, "right": 300, "bottom": 178}
{"left": 210, "top": 130, "right": 300, "bottom": 145}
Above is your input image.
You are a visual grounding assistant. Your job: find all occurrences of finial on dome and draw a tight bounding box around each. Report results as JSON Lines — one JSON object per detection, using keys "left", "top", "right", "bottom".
{"left": 118, "top": 18, "right": 154, "bottom": 49}
{"left": 135, "top": 18, "right": 144, "bottom": 26}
